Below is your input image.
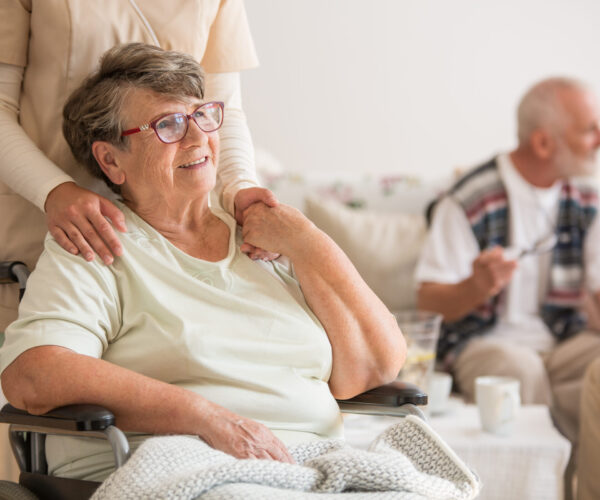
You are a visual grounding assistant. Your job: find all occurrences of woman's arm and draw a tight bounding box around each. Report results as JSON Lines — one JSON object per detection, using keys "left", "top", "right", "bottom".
{"left": 0, "top": 63, "right": 126, "bottom": 264}
{"left": 1, "top": 345, "right": 293, "bottom": 463}
{"left": 241, "top": 203, "right": 406, "bottom": 400}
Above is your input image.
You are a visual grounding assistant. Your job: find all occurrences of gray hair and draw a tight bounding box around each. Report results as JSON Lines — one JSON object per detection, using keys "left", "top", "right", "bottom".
{"left": 516, "top": 77, "right": 589, "bottom": 145}
{"left": 63, "top": 43, "right": 206, "bottom": 194}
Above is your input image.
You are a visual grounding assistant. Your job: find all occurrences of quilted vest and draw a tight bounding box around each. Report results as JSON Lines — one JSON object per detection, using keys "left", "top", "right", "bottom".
{"left": 436, "top": 158, "right": 598, "bottom": 361}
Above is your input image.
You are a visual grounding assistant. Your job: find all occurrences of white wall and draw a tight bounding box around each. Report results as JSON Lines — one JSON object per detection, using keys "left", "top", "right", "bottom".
{"left": 242, "top": 0, "right": 600, "bottom": 180}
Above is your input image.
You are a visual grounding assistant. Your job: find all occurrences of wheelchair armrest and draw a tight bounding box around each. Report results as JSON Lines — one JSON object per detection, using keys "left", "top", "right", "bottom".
{"left": 0, "top": 404, "right": 116, "bottom": 431}
{"left": 0, "top": 404, "right": 130, "bottom": 473}
{"left": 336, "top": 381, "right": 428, "bottom": 418}
{"left": 0, "top": 261, "right": 30, "bottom": 300}
{"left": 337, "top": 380, "right": 428, "bottom": 407}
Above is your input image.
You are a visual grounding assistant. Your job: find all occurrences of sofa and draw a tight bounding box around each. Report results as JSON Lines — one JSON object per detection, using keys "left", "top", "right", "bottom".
{"left": 256, "top": 151, "right": 451, "bottom": 314}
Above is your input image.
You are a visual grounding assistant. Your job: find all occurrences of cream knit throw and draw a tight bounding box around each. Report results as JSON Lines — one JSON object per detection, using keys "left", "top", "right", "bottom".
{"left": 92, "top": 416, "right": 480, "bottom": 500}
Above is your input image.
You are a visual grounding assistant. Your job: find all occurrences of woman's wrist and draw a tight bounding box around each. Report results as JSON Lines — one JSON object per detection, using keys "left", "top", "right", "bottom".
{"left": 282, "top": 223, "right": 325, "bottom": 263}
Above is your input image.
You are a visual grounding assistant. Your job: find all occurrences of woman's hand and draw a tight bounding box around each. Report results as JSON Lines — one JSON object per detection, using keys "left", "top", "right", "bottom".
{"left": 201, "top": 407, "right": 295, "bottom": 463}
{"left": 234, "top": 187, "right": 281, "bottom": 261}
{"left": 241, "top": 202, "right": 318, "bottom": 259}
{"left": 44, "top": 182, "right": 127, "bottom": 265}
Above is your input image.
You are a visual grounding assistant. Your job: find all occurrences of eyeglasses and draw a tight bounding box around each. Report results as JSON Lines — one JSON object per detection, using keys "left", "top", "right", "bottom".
{"left": 517, "top": 232, "right": 558, "bottom": 259}
{"left": 121, "top": 101, "right": 224, "bottom": 144}
{"left": 504, "top": 232, "right": 558, "bottom": 261}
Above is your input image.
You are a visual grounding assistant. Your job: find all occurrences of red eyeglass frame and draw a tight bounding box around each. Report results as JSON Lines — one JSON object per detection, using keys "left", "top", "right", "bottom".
{"left": 121, "top": 101, "right": 224, "bottom": 144}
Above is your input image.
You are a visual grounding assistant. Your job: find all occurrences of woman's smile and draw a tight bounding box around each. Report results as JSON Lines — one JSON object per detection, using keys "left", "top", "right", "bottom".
{"left": 178, "top": 156, "right": 210, "bottom": 169}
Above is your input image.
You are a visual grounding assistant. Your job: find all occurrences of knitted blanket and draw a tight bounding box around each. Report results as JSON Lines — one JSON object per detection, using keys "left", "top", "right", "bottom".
{"left": 92, "top": 415, "right": 480, "bottom": 500}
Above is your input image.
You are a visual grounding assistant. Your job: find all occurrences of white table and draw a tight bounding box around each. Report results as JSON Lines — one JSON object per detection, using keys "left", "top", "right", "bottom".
{"left": 343, "top": 400, "right": 571, "bottom": 500}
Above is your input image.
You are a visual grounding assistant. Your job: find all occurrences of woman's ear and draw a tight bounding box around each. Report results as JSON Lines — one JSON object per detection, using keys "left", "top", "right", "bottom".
{"left": 530, "top": 129, "right": 556, "bottom": 161}
{"left": 92, "top": 141, "right": 126, "bottom": 186}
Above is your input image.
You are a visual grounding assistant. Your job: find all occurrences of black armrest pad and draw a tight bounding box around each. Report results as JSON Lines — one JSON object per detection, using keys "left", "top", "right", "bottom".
{"left": 0, "top": 404, "right": 116, "bottom": 431}
{"left": 0, "top": 261, "right": 26, "bottom": 283}
{"left": 337, "top": 380, "right": 428, "bottom": 407}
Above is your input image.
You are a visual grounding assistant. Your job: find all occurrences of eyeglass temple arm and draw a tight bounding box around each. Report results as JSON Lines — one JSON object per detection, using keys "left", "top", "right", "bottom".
{"left": 121, "top": 124, "right": 149, "bottom": 137}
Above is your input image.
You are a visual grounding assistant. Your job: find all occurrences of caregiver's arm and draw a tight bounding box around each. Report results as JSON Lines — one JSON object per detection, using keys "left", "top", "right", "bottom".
{"left": 204, "top": 72, "right": 278, "bottom": 261}
{"left": 241, "top": 203, "right": 406, "bottom": 400}
{"left": 1, "top": 346, "right": 293, "bottom": 463}
{"left": 0, "top": 63, "right": 127, "bottom": 264}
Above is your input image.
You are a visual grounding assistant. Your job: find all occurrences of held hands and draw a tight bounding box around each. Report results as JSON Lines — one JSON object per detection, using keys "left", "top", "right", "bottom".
{"left": 234, "top": 187, "right": 280, "bottom": 261}
{"left": 471, "top": 246, "right": 517, "bottom": 299}
{"left": 241, "top": 202, "right": 317, "bottom": 259}
{"left": 44, "top": 182, "right": 127, "bottom": 265}
{"left": 202, "top": 408, "right": 295, "bottom": 463}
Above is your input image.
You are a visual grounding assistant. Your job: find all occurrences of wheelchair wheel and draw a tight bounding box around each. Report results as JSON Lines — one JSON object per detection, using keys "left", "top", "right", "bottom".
{"left": 0, "top": 480, "right": 39, "bottom": 500}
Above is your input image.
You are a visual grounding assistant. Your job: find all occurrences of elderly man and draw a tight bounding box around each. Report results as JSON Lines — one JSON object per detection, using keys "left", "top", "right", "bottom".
{"left": 415, "top": 77, "right": 600, "bottom": 444}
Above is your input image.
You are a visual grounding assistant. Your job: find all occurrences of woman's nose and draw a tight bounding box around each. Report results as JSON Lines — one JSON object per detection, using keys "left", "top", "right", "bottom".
{"left": 182, "top": 117, "right": 209, "bottom": 146}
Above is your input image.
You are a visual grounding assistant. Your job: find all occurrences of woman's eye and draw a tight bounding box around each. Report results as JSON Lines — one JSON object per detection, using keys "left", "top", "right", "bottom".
{"left": 193, "top": 110, "right": 205, "bottom": 119}
{"left": 156, "top": 119, "right": 172, "bottom": 130}
{"left": 157, "top": 114, "right": 184, "bottom": 129}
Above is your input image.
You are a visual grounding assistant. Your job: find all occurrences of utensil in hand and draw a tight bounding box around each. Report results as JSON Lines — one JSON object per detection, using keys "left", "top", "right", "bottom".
{"left": 503, "top": 232, "right": 558, "bottom": 261}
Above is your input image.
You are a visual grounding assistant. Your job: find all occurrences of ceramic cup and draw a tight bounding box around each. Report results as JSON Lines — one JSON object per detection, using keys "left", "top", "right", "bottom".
{"left": 427, "top": 371, "right": 453, "bottom": 415}
{"left": 475, "top": 376, "right": 520, "bottom": 436}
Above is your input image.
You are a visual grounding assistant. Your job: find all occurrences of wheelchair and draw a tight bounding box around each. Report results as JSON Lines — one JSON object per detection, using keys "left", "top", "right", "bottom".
{"left": 0, "top": 261, "right": 427, "bottom": 500}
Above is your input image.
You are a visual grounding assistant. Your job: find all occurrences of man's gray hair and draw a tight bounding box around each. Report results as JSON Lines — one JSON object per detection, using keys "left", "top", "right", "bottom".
{"left": 516, "top": 77, "right": 590, "bottom": 145}
{"left": 63, "top": 43, "right": 206, "bottom": 194}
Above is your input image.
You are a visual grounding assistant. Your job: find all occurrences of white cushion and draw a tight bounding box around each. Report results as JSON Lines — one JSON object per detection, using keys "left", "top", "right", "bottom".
{"left": 260, "top": 170, "right": 444, "bottom": 214}
{"left": 304, "top": 196, "right": 426, "bottom": 311}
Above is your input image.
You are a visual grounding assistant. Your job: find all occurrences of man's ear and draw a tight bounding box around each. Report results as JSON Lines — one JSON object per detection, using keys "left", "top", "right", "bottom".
{"left": 92, "top": 141, "right": 126, "bottom": 186}
{"left": 530, "top": 129, "right": 556, "bottom": 161}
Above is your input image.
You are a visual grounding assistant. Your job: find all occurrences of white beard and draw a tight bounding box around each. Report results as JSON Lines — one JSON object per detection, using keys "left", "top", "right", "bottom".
{"left": 553, "top": 140, "right": 598, "bottom": 178}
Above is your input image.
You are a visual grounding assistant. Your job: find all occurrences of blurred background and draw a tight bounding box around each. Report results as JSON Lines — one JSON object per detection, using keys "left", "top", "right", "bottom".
{"left": 243, "top": 0, "right": 600, "bottom": 181}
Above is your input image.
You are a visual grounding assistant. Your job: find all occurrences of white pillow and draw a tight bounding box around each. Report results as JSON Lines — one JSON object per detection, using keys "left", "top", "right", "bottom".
{"left": 304, "top": 196, "right": 426, "bottom": 312}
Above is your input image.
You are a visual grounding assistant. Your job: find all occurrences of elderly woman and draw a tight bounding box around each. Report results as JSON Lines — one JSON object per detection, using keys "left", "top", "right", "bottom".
{"left": 0, "top": 43, "right": 405, "bottom": 481}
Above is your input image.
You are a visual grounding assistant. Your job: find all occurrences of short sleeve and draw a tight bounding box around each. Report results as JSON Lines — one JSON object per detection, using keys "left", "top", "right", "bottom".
{"left": 414, "top": 196, "right": 480, "bottom": 284}
{"left": 0, "top": 236, "right": 121, "bottom": 374}
{"left": 0, "top": 0, "right": 31, "bottom": 67}
{"left": 201, "top": 0, "right": 259, "bottom": 73}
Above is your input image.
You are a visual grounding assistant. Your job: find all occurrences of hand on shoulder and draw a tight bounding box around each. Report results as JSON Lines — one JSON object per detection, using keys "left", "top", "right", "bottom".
{"left": 44, "top": 182, "right": 127, "bottom": 265}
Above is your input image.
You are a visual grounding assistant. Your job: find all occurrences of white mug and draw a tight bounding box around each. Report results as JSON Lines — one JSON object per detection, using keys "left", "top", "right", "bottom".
{"left": 475, "top": 376, "right": 520, "bottom": 436}
{"left": 427, "top": 372, "right": 452, "bottom": 415}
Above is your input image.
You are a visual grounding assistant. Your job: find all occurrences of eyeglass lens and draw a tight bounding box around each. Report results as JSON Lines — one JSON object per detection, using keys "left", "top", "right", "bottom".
{"left": 154, "top": 103, "right": 222, "bottom": 143}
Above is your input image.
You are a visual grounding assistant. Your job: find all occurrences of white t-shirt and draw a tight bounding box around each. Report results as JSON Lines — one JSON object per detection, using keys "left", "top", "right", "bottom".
{"left": 415, "top": 153, "right": 600, "bottom": 353}
{"left": 0, "top": 202, "right": 342, "bottom": 480}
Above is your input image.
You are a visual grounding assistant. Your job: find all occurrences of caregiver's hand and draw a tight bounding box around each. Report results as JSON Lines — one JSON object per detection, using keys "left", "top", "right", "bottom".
{"left": 45, "top": 182, "right": 127, "bottom": 265}
{"left": 202, "top": 407, "right": 295, "bottom": 463}
{"left": 235, "top": 187, "right": 280, "bottom": 261}
{"left": 242, "top": 202, "right": 319, "bottom": 259}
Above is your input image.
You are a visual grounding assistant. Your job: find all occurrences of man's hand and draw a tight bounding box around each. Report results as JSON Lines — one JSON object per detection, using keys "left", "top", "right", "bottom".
{"left": 234, "top": 187, "right": 280, "bottom": 261}
{"left": 201, "top": 407, "right": 295, "bottom": 463}
{"left": 44, "top": 182, "right": 127, "bottom": 265}
{"left": 471, "top": 246, "right": 517, "bottom": 298}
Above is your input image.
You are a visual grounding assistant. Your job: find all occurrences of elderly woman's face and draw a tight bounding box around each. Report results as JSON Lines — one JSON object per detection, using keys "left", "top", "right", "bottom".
{"left": 111, "top": 89, "right": 220, "bottom": 202}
